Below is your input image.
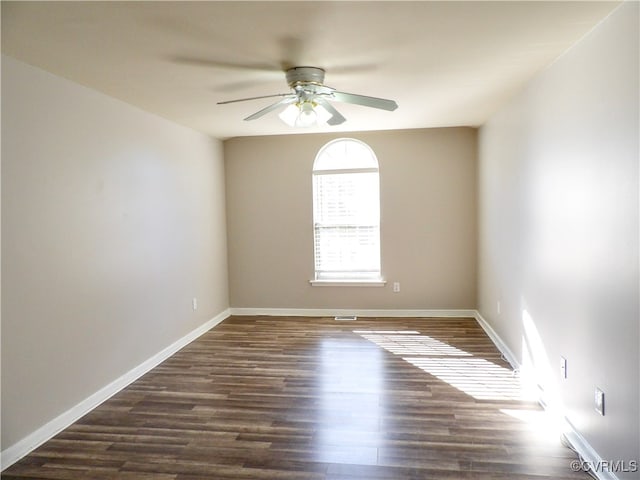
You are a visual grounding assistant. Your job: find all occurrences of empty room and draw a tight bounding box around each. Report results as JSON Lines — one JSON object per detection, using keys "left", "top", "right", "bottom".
{"left": 1, "top": 2, "right": 638, "bottom": 479}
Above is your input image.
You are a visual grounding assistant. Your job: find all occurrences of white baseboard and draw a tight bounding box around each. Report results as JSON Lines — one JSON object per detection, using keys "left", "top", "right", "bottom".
{"left": 1, "top": 308, "right": 231, "bottom": 471}
{"left": 473, "top": 310, "right": 520, "bottom": 370}
{"left": 4, "top": 307, "right": 615, "bottom": 480}
{"left": 229, "top": 307, "right": 478, "bottom": 318}
{"left": 562, "top": 418, "right": 621, "bottom": 480}
{"left": 473, "top": 310, "right": 617, "bottom": 480}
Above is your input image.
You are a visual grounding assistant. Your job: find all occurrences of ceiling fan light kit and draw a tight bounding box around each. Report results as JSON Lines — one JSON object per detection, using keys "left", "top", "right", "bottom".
{"left": 278, "top": 101, "right": 332, "bottom": 128}
{"left": 218, "top": 66, "right": 398, "bottom": 128}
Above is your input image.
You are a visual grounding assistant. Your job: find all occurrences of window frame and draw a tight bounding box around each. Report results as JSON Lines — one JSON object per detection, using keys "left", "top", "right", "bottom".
{"left": 310, "top": 138, "right": 385, "bottom": 287}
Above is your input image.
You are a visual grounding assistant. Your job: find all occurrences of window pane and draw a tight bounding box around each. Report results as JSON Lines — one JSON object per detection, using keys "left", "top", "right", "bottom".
{"left": 313, "top": 172, "right": 379, "bottom": 225}
{"left": 314, "top": 225, "right": 381, "bottom": 277}
{"left": 312, "top": 139, "right": 381, "bottom": 281}
{"left": 313, "top": 139, "right": 378, "bottom": 171}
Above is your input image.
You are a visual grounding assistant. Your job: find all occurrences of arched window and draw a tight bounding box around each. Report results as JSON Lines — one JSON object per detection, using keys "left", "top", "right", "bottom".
{"left": 312, "top": 139, "right": 382, "bottom": 283}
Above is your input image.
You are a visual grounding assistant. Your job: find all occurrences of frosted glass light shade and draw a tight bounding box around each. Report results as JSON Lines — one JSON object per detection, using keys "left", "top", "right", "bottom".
{"left": 278, "top": 102, "right": 332, "bottom": 128}
{"left": 278, "top": 104, "right": 299, "bottom": 126}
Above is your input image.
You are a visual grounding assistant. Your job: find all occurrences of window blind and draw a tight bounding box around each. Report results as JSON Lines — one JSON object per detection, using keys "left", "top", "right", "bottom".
{"left": 313, "top": 170, "right": 381, "bottom": 280}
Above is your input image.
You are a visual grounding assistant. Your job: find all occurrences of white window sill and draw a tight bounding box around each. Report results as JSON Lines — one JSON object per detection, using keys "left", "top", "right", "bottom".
{"left": 309, "top": 279, "right": 387, "bottom": 287}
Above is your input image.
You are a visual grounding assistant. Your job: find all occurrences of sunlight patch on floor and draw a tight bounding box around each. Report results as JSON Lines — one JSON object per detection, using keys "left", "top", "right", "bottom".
{"left": 405, "top": 356, "right": 522, "bottom": 400}
{"left": 356, "top": 330, "right": 528, "bottom": 401}
{"left": 354, "top": 331, "right": 471, "bottom": 356}
{"left": 500, "top": 408, "right": 564, "bottom": 441}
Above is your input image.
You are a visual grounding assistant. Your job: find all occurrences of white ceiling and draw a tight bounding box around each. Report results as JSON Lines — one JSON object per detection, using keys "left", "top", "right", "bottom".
{"left": 2, "top": 1, "right": 619, "bottom": 139}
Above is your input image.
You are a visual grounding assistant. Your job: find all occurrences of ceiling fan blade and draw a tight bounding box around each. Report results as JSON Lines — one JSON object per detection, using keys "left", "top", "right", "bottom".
{"left": 244, "top": 96, "right": 297, "bottom": 121}
{"left": 170, "top": 55, "right": 281, "bottom": 72}
{"left": 315, "top": 98, "right": 346, "bottom": 126}
{"left": 331, "top": 91, "right": 398, "bottom": 111}
{"left": 325, "top": 63, "right": 379, "bottom": 75}
{"left": 218, "top": 93, "right": 293, "bottom": 105}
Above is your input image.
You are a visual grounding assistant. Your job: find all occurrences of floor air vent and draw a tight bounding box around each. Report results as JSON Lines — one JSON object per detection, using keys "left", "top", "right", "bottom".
{"left": 335, "top": 315, "right": 357, "bottom": 321}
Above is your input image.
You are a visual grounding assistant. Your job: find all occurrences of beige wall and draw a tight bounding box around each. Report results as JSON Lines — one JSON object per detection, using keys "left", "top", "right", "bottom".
{"left": 225, "top": 128, "right": 477, "bottom": 310}
{"left": 1, "top": 56, "right": 229, "bottom": 449}
{"left": 478, "top": 3, "right": 638, "bottom": 475}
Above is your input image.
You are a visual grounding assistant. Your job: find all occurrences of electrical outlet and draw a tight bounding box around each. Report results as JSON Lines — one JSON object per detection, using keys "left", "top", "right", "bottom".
{"left": 595, "top": 387, "right": 605, "bottom": 416}
{"left": 393, "top": 282, "right": 400, "bottom": 293}
{"left": 192, "top": 298, "right": 198, "bottom": 311}
{"left": 560, "top": 356, "right": 567, "bottom": 379}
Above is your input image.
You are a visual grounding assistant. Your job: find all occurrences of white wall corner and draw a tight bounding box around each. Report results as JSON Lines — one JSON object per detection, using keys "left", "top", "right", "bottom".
{"left": 0, "top": 308, "right": 231, "bottom": 471}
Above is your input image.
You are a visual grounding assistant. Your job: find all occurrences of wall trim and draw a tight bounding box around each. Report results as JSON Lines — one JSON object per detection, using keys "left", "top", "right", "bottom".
{"left": 229, "top": 308, "right": 478, "bottom": 318}
{"left": 562, "top": 418, "right": 620, "bottom": 480}
{"left": 473, "top": 310, "right": 520, "bottom": 370}
{"left": 1, "top": 308, "right": 231, "bottom": 471}
{"left": 3, "top": 307, "right": 615, "bottom": 480}
{"left": 473, "top": 310, "right": 617, "bottom": 480}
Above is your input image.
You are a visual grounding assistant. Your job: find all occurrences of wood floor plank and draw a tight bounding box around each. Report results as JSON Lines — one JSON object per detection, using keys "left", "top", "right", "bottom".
{"left": 2, "top": 316, "right": 590, "bottom": 479}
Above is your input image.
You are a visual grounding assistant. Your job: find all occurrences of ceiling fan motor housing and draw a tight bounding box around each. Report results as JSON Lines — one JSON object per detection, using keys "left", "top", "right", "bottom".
{"left": 286, "top": 66, "right": 326, "bottom": 87}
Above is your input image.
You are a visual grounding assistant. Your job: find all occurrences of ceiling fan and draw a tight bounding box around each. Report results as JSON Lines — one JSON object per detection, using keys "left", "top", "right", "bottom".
{"left": 217, "top": 66, "right": 398, "bottom": 127}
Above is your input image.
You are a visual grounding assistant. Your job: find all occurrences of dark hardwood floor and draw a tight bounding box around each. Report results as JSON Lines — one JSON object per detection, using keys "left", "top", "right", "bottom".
{"left": 3, "top": 316, "right": 589, "bottom": 479}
